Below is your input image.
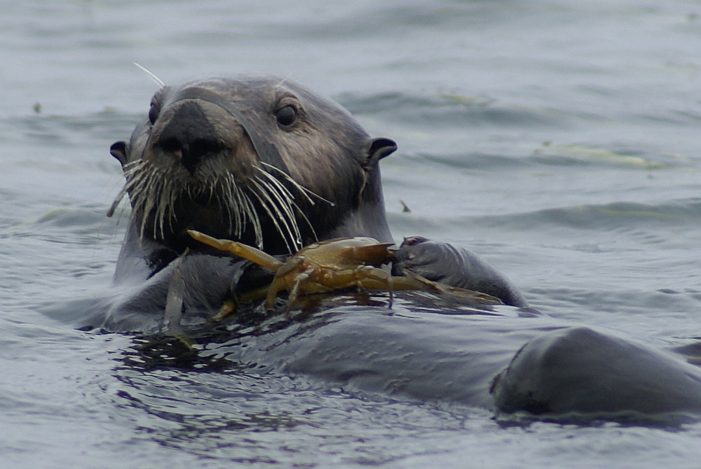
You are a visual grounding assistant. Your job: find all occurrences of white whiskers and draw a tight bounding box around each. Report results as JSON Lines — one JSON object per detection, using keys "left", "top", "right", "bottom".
{"left": 133, "top": 63, "right": 166, "bottom": 88}
{"left": 109, "top": 159, "right": 332, "bottom": 253}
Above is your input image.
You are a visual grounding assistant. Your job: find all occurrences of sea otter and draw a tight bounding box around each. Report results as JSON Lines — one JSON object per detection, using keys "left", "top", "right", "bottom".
{"left": 102, "top": 76, "right": 701, "bottom": 420}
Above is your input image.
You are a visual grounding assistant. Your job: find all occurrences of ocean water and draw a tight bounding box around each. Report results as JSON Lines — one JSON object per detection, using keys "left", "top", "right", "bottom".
{"left": 4, "top": 0, "right": 701, "bottom": 467}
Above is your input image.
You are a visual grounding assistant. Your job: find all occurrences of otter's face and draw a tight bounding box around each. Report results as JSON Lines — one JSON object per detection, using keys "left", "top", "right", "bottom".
{"left": 109, "top": 77, "right": 396, "bottom": 255}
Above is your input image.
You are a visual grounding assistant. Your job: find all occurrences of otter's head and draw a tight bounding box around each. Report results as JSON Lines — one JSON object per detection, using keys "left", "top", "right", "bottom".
{"left": 109, "top": 77, "right": 396, "bottom": 255}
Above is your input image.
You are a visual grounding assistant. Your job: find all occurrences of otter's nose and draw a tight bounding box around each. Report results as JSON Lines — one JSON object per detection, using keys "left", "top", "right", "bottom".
{"left": 156, "top": 101, "right": 224, "bottom": 173}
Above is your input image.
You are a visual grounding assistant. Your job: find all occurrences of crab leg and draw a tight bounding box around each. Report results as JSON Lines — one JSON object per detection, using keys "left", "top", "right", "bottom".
{"left": 187, "top": 229, "right": 283, "bottom": 272}
{"left": 348, "top": 267, "right": 502, "bottom": 305}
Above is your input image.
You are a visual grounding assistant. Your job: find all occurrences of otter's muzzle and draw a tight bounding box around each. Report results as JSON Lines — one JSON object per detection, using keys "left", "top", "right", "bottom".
{"left": 156, "top": 101, "right": 225, "bottom": 173}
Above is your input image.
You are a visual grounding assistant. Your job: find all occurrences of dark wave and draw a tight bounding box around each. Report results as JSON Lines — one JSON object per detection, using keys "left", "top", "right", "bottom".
{"left": 473, "top": 199, "right": 701, "bottom": 231}
{"left": 0, "top": 110, "right": 140, "bottom": 146}
{"left": 338, "top": 91, "right": 584, "bottom": 130}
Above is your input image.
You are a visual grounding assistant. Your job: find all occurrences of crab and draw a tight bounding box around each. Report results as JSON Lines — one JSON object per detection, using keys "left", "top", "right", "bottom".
{"left": 187, "top": 230, "right": 501, "bottom": 316}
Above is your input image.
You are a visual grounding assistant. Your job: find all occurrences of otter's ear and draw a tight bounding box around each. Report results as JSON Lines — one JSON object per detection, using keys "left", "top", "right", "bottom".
{"left": 110, "top": 141, "right": 128, "bottom": 167}
{"left": 365, "top": 138, "right": 397, "bottom": 169}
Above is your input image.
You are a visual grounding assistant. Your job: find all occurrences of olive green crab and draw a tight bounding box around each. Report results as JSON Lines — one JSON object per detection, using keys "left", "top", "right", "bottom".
{"left": 187, "top": 229, "right": 501, "bottom": 316}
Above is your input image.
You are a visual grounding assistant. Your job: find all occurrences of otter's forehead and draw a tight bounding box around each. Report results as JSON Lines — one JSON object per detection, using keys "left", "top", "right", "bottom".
{"left": 157, "top": 76, "right": 368, "bottom": 139}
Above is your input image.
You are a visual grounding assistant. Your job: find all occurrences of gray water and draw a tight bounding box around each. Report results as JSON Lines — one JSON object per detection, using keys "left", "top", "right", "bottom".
{"left": 4, "top": 0, "right": 701, "bottom": 467}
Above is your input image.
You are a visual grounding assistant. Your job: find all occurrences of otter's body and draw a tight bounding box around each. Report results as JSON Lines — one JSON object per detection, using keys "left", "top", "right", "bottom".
{"left": 102, "top": 76, "right": 701, "bottom": 420}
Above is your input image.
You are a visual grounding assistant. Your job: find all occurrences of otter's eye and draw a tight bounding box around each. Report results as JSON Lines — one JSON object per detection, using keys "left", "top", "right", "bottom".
{"left": 148, "top": 98, "right": 160, "bottom": 125}
{"left": 275, "top": 105, "right": 297, "bottom": 128}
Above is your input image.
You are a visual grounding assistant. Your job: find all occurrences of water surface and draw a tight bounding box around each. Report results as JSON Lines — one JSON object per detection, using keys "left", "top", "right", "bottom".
{"left": 3, "top": 1, "right": 701, "bottom": 467}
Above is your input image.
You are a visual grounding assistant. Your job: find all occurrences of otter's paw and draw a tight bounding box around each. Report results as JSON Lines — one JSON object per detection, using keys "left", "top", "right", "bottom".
{"left": 392, "top": 236, "right": 528, "bottom": 307}
{"left": 391, "top": 236, "right": 453, "bottom": 283}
